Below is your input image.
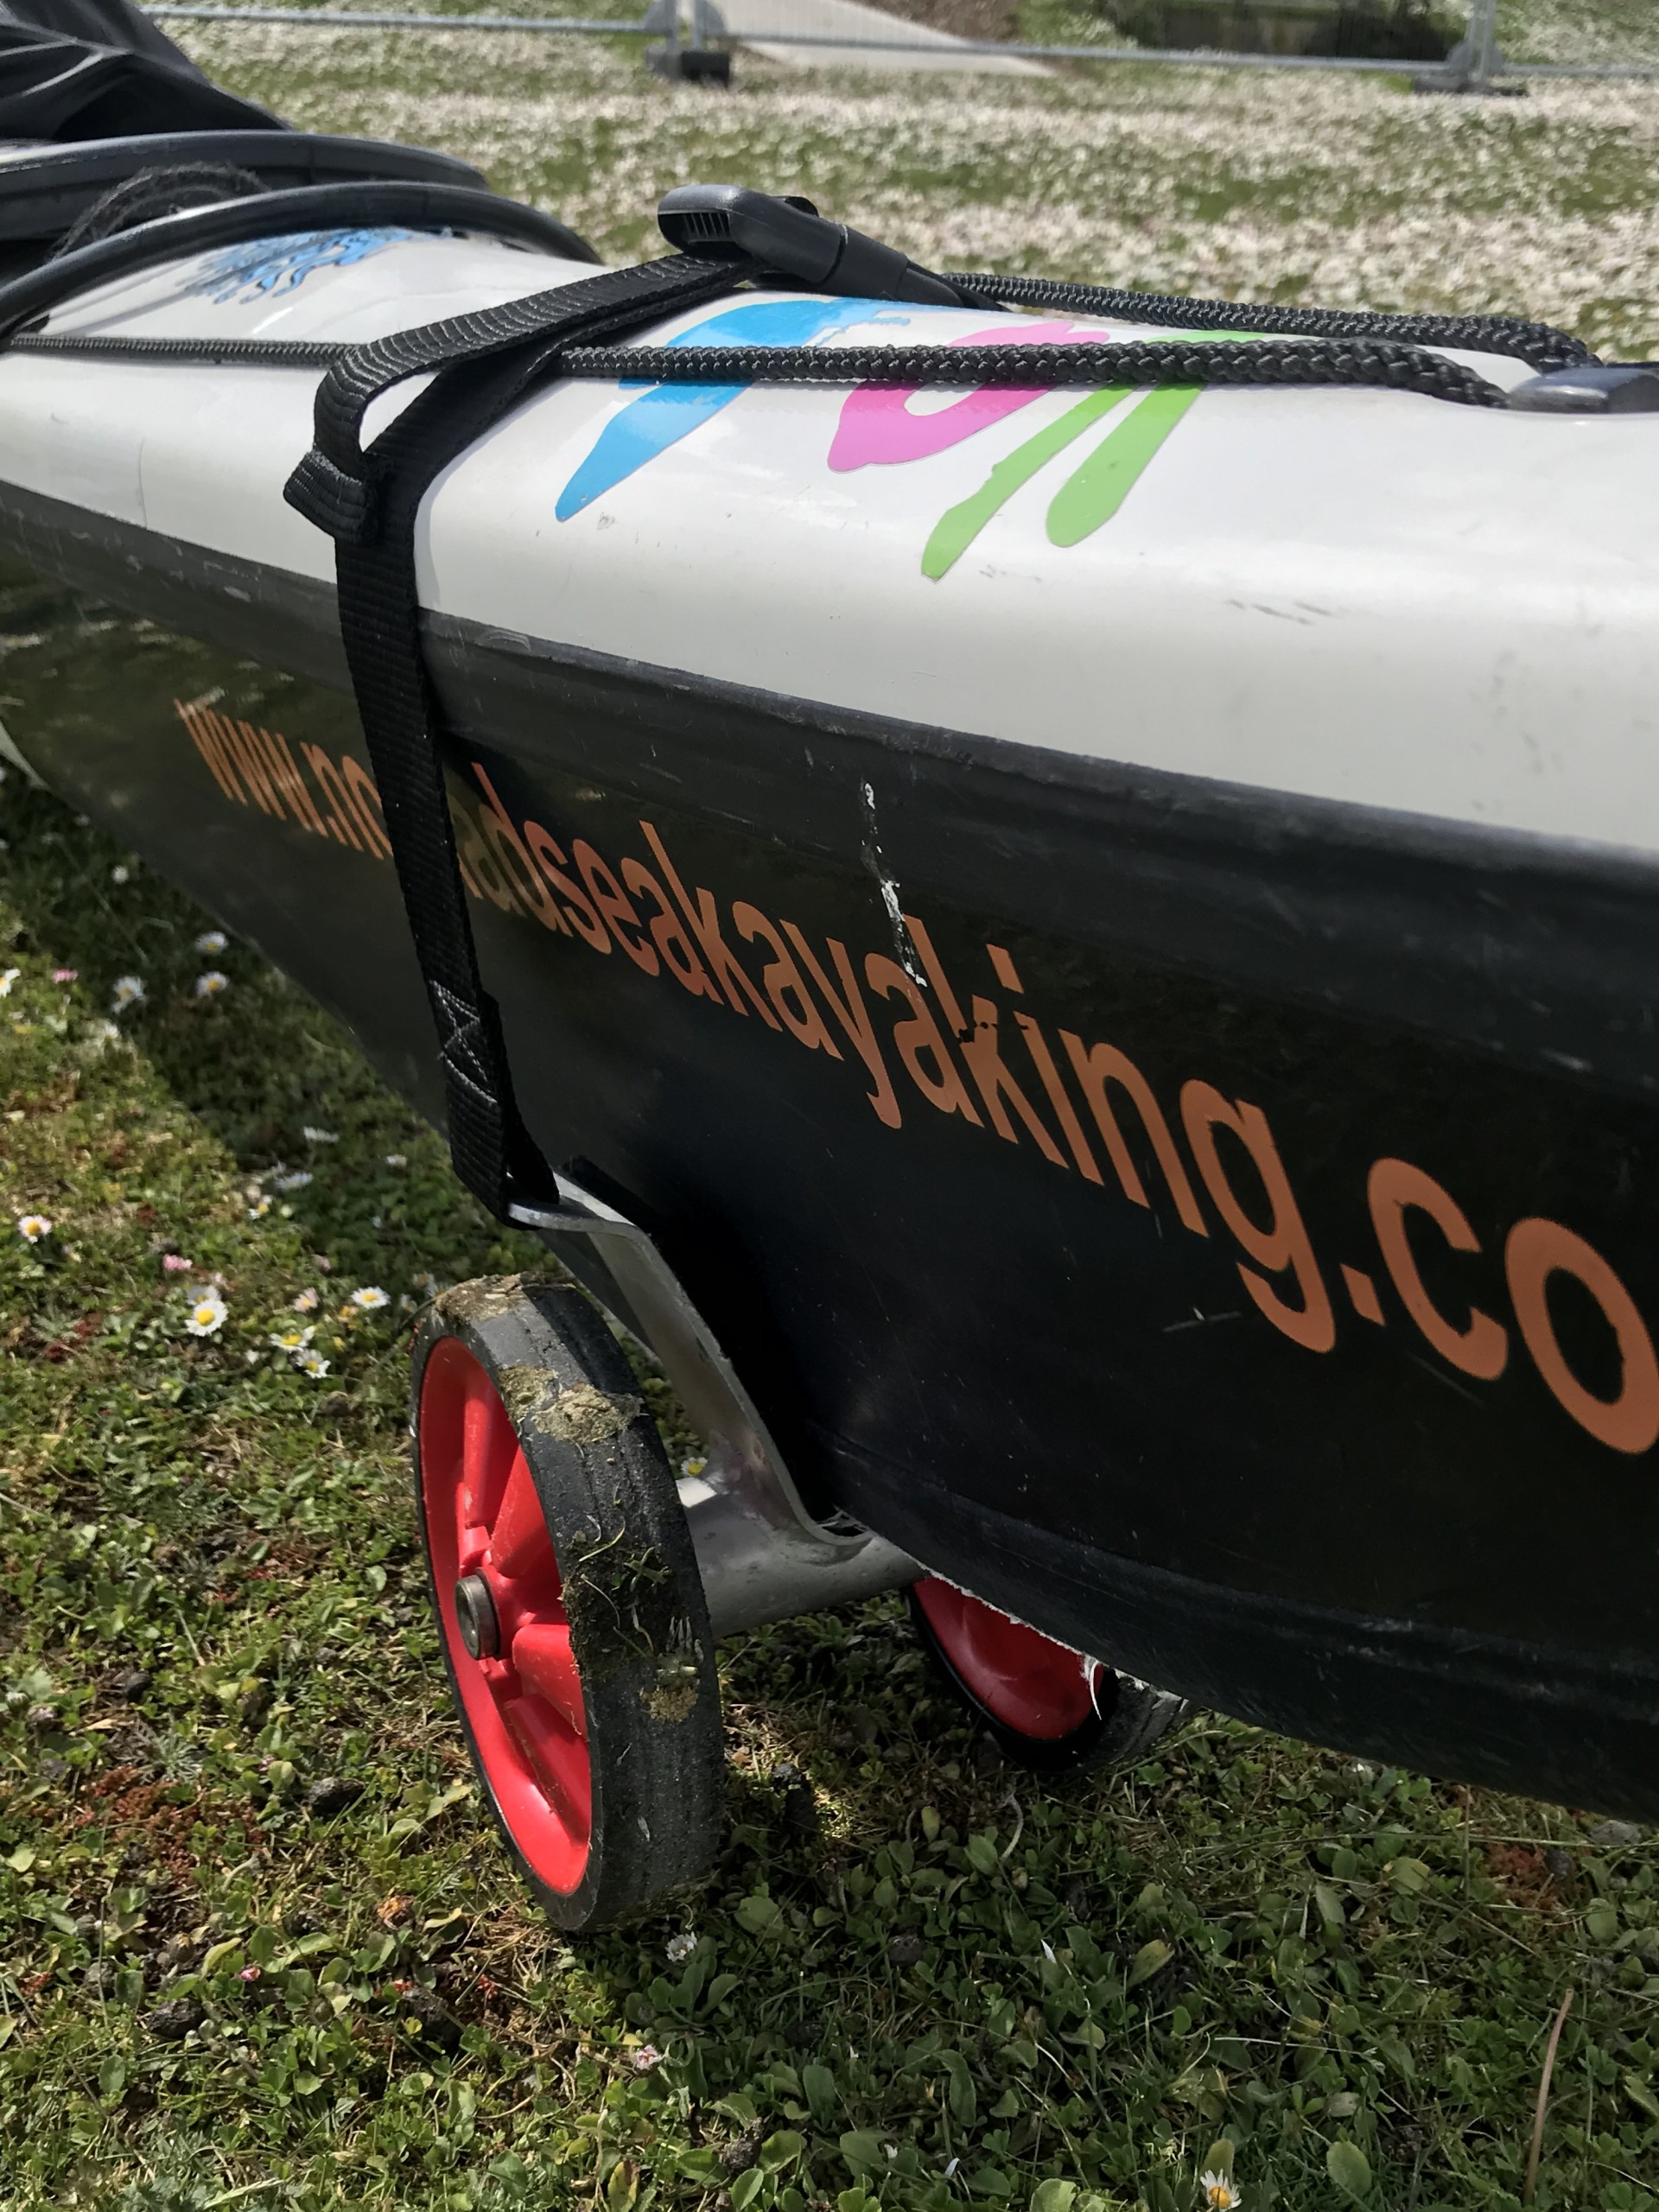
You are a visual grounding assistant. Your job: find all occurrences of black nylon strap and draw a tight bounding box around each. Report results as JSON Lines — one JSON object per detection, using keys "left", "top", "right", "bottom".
{"left": 283, "top": 252, "right": 746, "bottom": 1219}
{"left": 287, "top": 252, "right": 736, "bottom": 542}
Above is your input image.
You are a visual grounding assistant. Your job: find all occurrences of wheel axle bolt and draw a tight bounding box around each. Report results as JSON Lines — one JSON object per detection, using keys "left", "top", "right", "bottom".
{"left": 454, "top": 1573, "right": 501, "bottom": 1661}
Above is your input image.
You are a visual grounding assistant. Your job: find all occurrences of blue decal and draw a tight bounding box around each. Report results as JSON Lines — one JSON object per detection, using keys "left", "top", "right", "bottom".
{"left": 181, "top": 227, "right": 423, "bottom": 305}
{"left": 555, "top": 297, "right": 934, "bottom": 520}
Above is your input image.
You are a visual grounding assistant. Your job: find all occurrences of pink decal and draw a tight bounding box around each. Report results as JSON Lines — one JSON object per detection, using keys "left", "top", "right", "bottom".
{"left": 828, "top": 321, "right": 1102, "bottom": 472}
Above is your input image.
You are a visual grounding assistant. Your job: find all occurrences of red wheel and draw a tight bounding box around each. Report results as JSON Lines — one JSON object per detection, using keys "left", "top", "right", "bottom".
{"left": 420, "top": 1337, "right": 593, "bottom": 1896}
{"left": 910, "top": 1580, "right": 1185, "bottom": 1773}
{"left": 412, "top": 1276, "right": 723, "bottom": 1930}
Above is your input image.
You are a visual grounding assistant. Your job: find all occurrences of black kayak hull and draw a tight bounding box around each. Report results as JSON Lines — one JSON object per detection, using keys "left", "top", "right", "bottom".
{"left": 8, "top": 480, "right": 1659, "bottom": 1817}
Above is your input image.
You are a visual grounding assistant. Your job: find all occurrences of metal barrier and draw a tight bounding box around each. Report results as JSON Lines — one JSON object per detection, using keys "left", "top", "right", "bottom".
{"left": 145, "top": 0, "right": 1659, "bottom": 86}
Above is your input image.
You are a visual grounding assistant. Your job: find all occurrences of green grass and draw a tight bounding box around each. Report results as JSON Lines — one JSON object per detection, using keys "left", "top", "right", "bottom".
{"left": 178, "top": 21, "right": 1659, "bottom": 357}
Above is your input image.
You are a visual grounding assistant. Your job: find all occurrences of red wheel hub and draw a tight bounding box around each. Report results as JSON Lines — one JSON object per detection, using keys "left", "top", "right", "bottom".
{"left": 419, "top": 1338, "right": 591, "bottom": 1893}
{"left": 915, "top": 1580, "right": 1101, "bottom": 1739}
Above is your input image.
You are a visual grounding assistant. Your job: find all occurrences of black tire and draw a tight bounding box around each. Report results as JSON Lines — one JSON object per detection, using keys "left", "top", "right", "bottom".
{"left": 908, "top": 1581, "right": 1187, "bottom": 1776}
{"left": 411, "top": 1273, "right": 723, "bottom": 1931}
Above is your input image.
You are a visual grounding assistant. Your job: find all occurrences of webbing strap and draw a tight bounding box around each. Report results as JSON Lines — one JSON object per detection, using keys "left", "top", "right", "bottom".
{"left": 283, "top": 251, "right": 746, "bottom": 1218}
{"left": 287, "top": 251, "right": 736, "bottom": 542}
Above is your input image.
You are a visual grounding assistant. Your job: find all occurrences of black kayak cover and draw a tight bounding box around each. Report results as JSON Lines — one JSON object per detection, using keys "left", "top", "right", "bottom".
{"left": 0, "top": 0, "right": 285, "bottom": 139}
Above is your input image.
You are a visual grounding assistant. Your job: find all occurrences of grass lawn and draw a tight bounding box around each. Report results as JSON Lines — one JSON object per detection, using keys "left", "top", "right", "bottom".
{"left": 4, "top": 22, "right": 1659, "bottom": 2212}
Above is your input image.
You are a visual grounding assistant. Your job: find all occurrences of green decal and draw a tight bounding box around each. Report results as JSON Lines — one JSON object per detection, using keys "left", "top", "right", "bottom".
{"left": 921, "top": 386, "right": 1132, "bottom": 581}
{"left": 1046, "top": 384, "right": 1203, "bottom": 548}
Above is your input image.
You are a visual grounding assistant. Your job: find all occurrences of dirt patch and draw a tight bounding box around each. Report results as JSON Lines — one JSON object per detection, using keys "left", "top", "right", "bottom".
{"left": 540, "top": 1382, "right": 640, "bottom": 1447}
{"left": 643, "top": 1656, "right": 702, "bottom": 1725}
{"left": 72, "top": 1767, "right": 208, "bottom": 1885}
{"left": 1484, "top": 1842, "right": 1559, "bottom": 1907}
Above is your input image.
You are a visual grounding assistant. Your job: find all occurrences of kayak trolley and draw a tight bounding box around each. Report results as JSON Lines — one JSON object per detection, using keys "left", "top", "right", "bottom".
{"left": 411, "top": 1180, "right": 1183, "bottom": 1927}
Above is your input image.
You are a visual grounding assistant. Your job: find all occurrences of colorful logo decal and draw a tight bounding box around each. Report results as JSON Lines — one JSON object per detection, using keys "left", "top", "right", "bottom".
{"left": 181, "top": 226, "right": 423, "bottom": 305}
{"left": 553, "top": 296, "right": 919, "bottom": 520}
{"left": 556, "top": 299, "right": 1209, "bottom": 575}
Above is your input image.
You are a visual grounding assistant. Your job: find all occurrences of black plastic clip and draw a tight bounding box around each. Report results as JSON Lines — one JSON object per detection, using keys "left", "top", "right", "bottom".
{"left": 657, "top": 184, "right": 998, "bottom": 312}
{"left": 1508, "top": 364, "right": 1659, "bottom": 414}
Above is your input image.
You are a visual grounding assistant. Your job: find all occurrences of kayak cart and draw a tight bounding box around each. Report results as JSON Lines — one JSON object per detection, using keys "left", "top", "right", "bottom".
{"left": 3, "top": 5, "right": 1659, "bottom": 1925}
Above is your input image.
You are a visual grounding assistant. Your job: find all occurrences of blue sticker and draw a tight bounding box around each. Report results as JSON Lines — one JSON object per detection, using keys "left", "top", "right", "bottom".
{"left": 555, "top": 296, "right": 936, "bottom": 520}
{"left": 181, "top": 226, "right": 424, "bottom": 305}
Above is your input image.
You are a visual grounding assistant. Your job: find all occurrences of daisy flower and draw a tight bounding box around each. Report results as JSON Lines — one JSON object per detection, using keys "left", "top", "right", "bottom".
{"left": 631, "top": 2046, "right": 663, "bottom": 2073}
{"left": 665, "top": 1932, "right": 696, "bottom": 1962}
{"left": 111, "top": 976, "right": 145, "bottom": 1014}
{"left": 162, "top": 1254, "right": 193, "bottom": 1273}
{"left": 268, "top": 1323, "right": 315, "bottom": 1353}
{"left": 271, "top": 1171, "right": 311, "bottom": 1193}
{"left": 397, "top": 1293, "right": 416, "bottom": 1313}
{"left": 194, "top": 931, "right": 227, "bottom": 955}
{"left": 51, "top": 968, "right": 75, "bottom": 983}
{"left": 302, "top": 1127, "right": 339, "bottom": 1145}
{"left": 351, "top": 1286, "right": 390, "bottom": 1311}
{"left": 111, "top": 865, "right": 130, "bottom": 886}
{"left": 194, "top": 971, "right": 230, "bottom": 1000}
{"left": 1199, "top": 2174, "right": 1243, "bottom": 2210}
{"left": 296, "top": 1348, "right": 330, "bottom": 1378}
{"left": 385, "top": 1154, "right": 406, "bottom": 1169}
{"left": 16, "top": 1214, "right": 51, "bottom": 1243}
{"left": 247, "top": 1196, "right": 271, "bottom": 1221}
{"left": 0, "top": 969, "right": 18, "bottom": 996}
{"left": 185, "top": 1289, "right": 228, "bottom": 1338}
{"left": 291, "top": 1287, "right": 320, "bottom": 1313}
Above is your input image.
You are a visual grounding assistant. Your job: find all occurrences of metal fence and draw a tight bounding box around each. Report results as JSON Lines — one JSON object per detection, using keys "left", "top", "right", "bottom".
{"left": 146, "top": 0, "right": 1659, "bottom": 87}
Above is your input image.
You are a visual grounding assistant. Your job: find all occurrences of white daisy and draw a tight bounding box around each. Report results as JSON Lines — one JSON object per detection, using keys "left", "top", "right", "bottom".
{"left": 111, "top": 865, "right": 130, "bottom": 886}
{"left": 351, "top": 1286, "right": 390, "bottom": 1311}
{"left": 385, "top": 1154, "right": 406, "bottom": 1169}
{"left": 186, "top": 1289, "right": 228, "bottom": 1338}
{"left": 296, "top": 1348, "right": 330, "bottom": 1378}
{"left": 16, "top": 1214, "right": 51, "bottom": 1243}
{"left": 291, "top": 1287, "right": 320, "bottom": 1313}
{"left": 0, "top": 969, "right": 18, "bottom": 997}
{"left": 194, "top": 931, "right": 227, "bottom": 955}
{"left": 665, "top": 1932, "right": 696, "bottom": 1962}
{"left": 247, "top": 1196, "right": 271, "bottom": 1221}
{"left": 302, "top": 1126, "right": 339, "bottom": 1145}
{"left": 271, "top": 1171, "right": 312, "bottom": 1193}
{"left": 1200, "top": 2174, "right": 1243, "bottom": 2211}
{"left": 111, "top": 976, "right": 145, "bottom": 1014}
{"left": 194, "top": 971, "right": 230, "bottom": 1000}
{"left": 268, "top": 1324, "right": 315, "bottom": 1353}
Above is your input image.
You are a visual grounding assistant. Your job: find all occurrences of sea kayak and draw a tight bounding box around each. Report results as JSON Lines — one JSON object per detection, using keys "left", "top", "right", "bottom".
{"left": 4, "top": 73, "right": 1659, "bottom": 1860}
